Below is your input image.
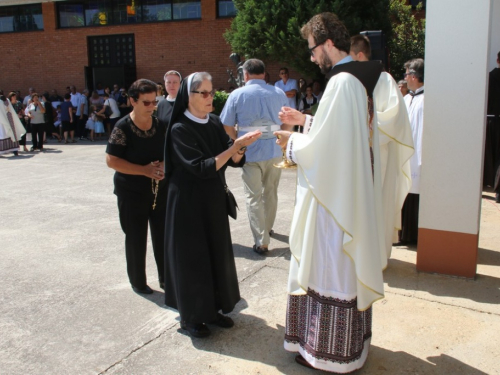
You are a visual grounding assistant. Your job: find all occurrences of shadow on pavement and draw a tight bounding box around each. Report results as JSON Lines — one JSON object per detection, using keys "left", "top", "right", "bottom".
{"left": 385, "top": 258, "right": 500, "bottom": 305}
{"left": 478, "top": 247, "right": 500, "bottom": 266}
{"left": 365, "top": 346, "right": 488, "bottom": 374}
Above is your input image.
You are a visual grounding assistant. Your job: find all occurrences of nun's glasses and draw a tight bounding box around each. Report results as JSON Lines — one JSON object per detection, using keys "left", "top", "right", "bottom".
{"left": 191, "top": 90, "right": 216, "bottom": 98}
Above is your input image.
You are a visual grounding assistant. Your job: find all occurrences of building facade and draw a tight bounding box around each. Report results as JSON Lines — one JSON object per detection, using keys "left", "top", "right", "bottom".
{"left": 0, "top": 0, "right": 294, "bottom": 95}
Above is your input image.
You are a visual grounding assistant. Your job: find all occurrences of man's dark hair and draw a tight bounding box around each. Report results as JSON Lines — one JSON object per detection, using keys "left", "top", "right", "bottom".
{"left": 497, "top": 51, "right": 500, "bottom": 61}
{"left": 242, "top": 59, "right": 266, "bottom": 75}
{"left": 350, "top": 35, "right": 371, "bottom": 60}
{"left": 64, "top": 93, "right": 71, "bottom": 100}
{"left": 279, "top": 67, "right": 289, "bottom": 74}
{"left": 128, "top": 79, "right": 158, "bottom": 100}
{"left": 103, "top": 92, "right": 110, "bottom": 98}
{"left": 301, "top": 12, "right": 351, "bottom": 54}
{"left": 404, "top": 58, "right": 424, "bottom": 83}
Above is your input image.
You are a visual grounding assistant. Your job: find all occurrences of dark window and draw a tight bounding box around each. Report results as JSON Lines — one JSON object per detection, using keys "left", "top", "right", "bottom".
{"left": 88, "top": 34, "right": 135, "bottom": 67}
{"left": 173, "top": 0, "right": 200, "bottom": 20}
{"left": 0, "top": 4, "right": 43, "bottom": 33}
{"left": 217, "top": 0, "right": 236, "bottom": 18}
{"left": 142, "top": 0, "right": 172, "bottom": 22}
{"left": 59, "top": 3, "right": 85, "bottom": 27}
{"left": 57, "top": 0, "right": 200, "bottom": 28}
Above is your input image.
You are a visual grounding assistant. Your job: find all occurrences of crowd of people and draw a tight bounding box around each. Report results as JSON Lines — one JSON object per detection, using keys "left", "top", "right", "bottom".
{"left": 0, "top": 84, "right": 132, "bottom": 155}
{"left": 2, "top": 10, "right": 432, "bottom": 374}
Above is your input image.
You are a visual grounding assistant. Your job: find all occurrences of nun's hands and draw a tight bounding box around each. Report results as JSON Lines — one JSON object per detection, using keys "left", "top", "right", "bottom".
{"left": 233, "top": 130, "right": 262, "bottom": 152}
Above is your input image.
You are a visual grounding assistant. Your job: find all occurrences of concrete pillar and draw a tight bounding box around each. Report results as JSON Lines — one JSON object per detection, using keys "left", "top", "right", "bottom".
{"left": 417, "top": 0, "right": 494, "bottom": 277}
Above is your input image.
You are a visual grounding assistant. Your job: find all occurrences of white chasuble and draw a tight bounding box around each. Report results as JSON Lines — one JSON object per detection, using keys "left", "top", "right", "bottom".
{"left": 375, "top": 73, "right": 414, "bottom": 258}
{"left": 286, "top": 72, "right": 384, "bottom": 311}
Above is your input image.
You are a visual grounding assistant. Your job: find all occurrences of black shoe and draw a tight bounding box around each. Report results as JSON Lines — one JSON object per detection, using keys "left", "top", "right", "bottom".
{"left": 13, "top": 151, "right": 18, "bottom": 156}
{"left": 159, "top": 282, "right": 165, "bottom": 290}
{"left": 210, "top": 313, "right": 234, "bottom": 328}
{"left": 29, "top": 147, "right": 35, "bottom": 152}
{"left": 253, "top": 244, "right": 268, "bottom": 255}
{"left": 269, "top": 229, "right": 274, "bottom": 237}
{"left": 295, "top": 354, "right": 314, "bottom": 369}
{"left": 496, "top": 193, "right": 500, "bottom": 203}
{"left": 132, "top": 285, "right": 154, "bottom": 294}
{"left": 180, "top": 321, "right": 211, "bottom": 338}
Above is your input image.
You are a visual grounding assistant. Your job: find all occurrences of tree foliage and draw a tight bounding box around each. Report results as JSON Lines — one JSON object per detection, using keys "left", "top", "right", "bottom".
{"left": 224, "top": 0, "right": 392, "bottom": 78}
{"left": 387, "top": 0, "right": 426, "bottom": 80}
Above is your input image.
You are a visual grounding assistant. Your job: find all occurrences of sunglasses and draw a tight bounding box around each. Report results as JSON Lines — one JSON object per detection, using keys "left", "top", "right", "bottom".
{"left": 191, "top": 90, "right": 215, "bottom": 98}
{"left": 135, "top": 99, "right": 159, "bottom": 106}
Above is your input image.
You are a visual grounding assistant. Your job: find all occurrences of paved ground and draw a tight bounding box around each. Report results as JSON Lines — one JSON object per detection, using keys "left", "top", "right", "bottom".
{"left": 1, "top": 141, "right": 499, "bottom": 375}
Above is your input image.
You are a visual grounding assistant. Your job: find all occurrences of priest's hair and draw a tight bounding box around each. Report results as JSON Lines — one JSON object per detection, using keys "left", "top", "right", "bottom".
{"left": 190, "top": 72, "right": 212, "bottom": 93}
{"left": 301, "top": 12, "right": 350, "bottom": 54}
{"left": 404, "top": 58, "right": 424, "bottom": 83}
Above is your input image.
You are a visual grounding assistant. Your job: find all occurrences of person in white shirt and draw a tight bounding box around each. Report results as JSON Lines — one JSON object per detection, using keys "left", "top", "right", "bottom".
{"left": 399, "top": 58, "right": 424, "bottom": 244}
{"left": 274, "top": 67, "right": 298, "bottom": 109}
{"left": 98, "top": 92, "right": 121, "bottom": 134}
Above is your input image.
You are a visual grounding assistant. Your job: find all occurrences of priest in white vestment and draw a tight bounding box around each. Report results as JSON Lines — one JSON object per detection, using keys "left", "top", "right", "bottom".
{"left": 274, "top": 13, "right": 412, "bottom": 373}
{"left": 0, "top": 94, "right": 26, "bottom": 156}
{"left": 399, "top": 58, "right": 425, "bottom": 244}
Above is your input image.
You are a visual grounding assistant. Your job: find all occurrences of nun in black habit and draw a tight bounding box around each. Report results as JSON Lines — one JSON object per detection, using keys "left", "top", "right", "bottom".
{"left": 164, "top": 72, "right": 261, "bottom": 338}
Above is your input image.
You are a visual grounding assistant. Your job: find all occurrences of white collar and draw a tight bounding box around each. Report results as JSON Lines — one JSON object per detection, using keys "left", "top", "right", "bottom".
{"left": 184, "top": 109, "right": 209, "bottom": 124}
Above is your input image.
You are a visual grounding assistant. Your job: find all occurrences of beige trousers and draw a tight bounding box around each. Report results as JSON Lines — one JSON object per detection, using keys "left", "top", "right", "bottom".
{"left": 241, "top": 157, "right": 282, "bottom": 247}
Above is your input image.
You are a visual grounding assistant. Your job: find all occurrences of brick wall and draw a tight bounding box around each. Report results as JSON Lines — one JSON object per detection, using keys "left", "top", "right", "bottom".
{"left": 0, "top": 0, "right": 306, "bottom": 96}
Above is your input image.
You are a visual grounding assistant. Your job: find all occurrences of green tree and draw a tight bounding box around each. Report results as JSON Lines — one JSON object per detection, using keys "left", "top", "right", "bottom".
{"left": 388, "top": 0, "right": 425, "bottom": 80}
{"left": 224, "top": 0, "right": 391, "bottom": 78}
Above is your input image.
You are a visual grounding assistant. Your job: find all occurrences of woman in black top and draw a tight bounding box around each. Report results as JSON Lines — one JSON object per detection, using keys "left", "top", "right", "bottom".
{"left": 106, "top": 79, "right": 165, "bottom": 295}
{"left": 42, "top": 92, "right": 61, "bottom": 142}
{"left": 164, "top": 72, "right": 260, "bottom": 338}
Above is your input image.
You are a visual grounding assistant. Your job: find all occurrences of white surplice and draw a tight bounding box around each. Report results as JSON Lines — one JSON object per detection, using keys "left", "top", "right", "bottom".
{"left": 404, "top": 87, "right": 424, "bottom": 194}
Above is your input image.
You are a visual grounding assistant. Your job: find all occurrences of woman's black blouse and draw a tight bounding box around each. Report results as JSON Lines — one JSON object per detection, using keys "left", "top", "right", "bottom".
{"left": 106, "top": 114, "right": 166, "bottom": 197}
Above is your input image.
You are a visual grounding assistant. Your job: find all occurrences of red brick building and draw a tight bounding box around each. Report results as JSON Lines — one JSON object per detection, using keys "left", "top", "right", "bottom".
{"left": 0, "top": 0, "right": 295, "bottom": 96}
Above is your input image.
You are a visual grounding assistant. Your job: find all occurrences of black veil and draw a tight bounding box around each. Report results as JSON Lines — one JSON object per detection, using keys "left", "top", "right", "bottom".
{"left": 164, "top": 73, "right": 196, "bottom": 175}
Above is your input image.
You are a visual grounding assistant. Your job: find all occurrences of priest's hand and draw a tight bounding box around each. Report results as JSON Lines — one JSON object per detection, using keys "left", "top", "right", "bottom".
{"left": 279, "top": 106, "right": 306, "bottom": 126}
{"left": 274, "top": 130, "right": 292, "bottom": 148}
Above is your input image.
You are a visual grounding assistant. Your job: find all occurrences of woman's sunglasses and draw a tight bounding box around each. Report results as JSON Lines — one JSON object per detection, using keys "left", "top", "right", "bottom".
{"left": 191, "top": 90, "right": 215, "bottom": 99}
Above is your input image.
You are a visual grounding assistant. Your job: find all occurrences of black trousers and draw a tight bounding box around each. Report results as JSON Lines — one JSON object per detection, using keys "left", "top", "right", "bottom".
{"left": 77, "top": 115, "right": 88, "bottom": 138}
{"left": 31, "top": 122, "right": 45, "bottom": 150}
{"left": 399, "top": 193, "right": 420, "bottom": 243}
{"left": 117, "top": 193, "right": 166, "bottom": 289}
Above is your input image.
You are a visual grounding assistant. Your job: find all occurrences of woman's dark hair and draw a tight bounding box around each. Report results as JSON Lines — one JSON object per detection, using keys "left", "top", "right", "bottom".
{"left": 301, "top": 12, "right": 351, "bottom": 54}
{"left": 128, "top": 79, "right": 158, "bottom": 101}
{"left": 8, "top": 91, "right": 17, "bottom": 100}
{"left": 42, "top": 92, "right": 50, "bottom": 101}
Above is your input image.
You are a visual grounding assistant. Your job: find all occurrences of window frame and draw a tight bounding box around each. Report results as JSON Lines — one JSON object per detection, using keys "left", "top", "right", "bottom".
{"left": 0, "top": 3, "right": 44, "bottom": 34}
{"left": 216, "top": 0, "right": 236, "bottom": 19}
{"left": 56, "top": 0, "right": 201, "bottom": 29}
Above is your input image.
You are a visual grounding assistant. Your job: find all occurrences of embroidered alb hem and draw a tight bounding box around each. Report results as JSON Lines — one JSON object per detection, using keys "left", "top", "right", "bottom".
{"left": 284, "top": 288, "right": 372, "bottom": 373}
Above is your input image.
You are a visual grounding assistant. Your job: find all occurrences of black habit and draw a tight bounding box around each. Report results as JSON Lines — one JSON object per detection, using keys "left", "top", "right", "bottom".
{"left": 164, "top": 111, "right": 243, "bottom": 324}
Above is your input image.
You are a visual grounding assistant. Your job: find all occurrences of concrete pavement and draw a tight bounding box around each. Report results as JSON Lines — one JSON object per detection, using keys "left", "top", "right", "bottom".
{"left": 1, "top": 141, "right": 499, "bottom": 374}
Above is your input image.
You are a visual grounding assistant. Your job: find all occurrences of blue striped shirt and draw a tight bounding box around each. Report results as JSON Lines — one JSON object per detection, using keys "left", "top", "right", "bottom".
{"left": 220, "top": 79, "right": 288, "bottom": 162}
